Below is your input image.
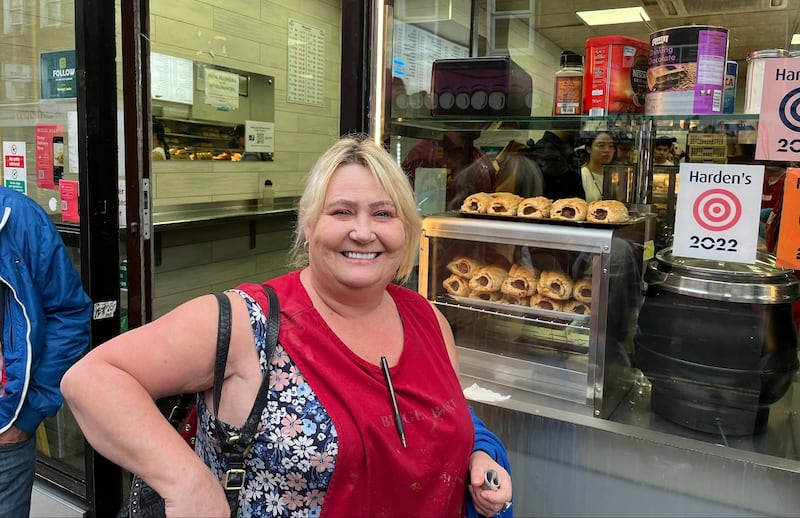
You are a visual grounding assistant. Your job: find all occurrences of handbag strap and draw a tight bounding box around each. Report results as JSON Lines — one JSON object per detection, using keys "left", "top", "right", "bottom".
{"left": 211, "top": 286, "right": 280, "bottom": 516}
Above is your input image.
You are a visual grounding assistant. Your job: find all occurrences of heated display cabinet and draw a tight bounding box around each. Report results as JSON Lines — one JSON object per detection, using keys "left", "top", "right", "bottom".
{"left": 418, "top": 212, "right": 649, "bottom": 418}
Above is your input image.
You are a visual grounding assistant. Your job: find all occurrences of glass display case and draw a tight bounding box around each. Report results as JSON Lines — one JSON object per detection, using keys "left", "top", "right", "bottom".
{"left": 383, "top": 1, "right": 800, "bottom": 514}
{"left": 651, "top": 164, "right": 680, "bottom": 249}
{"left": 157, "top": 117, "right": 238, "bottom": 161}
{"left": 418, "top": 212, "right": 649, "bottom": 417}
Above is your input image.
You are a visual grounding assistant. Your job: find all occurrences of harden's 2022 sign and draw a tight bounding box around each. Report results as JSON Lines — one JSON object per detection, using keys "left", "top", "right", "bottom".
{"left": 673, "top": 163, "right": 764, "bottom": 264}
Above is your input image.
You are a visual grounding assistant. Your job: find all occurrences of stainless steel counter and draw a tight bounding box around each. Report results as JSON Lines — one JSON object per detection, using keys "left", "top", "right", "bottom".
{"left": 151, "top": 197, "right": 298, "bottom": 229}
{"left": 464, "top": 370, "right": 800, "bottom": 517}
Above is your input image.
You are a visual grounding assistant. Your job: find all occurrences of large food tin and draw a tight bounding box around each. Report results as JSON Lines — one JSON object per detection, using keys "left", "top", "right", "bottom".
{"left": 645, "top": 26, "right": 729, "bottom": 115}
{"left": 744, "top": 49, "right": 790, "bottom": 114}
{"left": 635, "top": 249, "right": 799, "bottom": 436}
{"left": 583, "top": 35, "right": 649, "bottom": 115}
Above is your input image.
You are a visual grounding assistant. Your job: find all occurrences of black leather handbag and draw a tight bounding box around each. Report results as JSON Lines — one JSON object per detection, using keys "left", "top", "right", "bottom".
{"left": 117, "top": 286, "right": 279, "bottom": 518}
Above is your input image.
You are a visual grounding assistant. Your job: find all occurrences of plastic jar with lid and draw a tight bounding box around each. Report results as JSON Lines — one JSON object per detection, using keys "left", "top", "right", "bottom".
{"left": 553, "top": 51, "right": 584, "bottom": 115}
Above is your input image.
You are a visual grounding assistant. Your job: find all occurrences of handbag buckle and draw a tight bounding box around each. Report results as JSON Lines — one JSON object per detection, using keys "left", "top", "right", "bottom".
{"left": 224, "top": 468, "right": 246, "bottom": 490}
{"left": 167, "top": 405, "right": 188, "bottom": 423}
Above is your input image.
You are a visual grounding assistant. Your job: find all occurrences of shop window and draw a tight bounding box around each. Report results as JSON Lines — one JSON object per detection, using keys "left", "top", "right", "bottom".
{"left": 39, "top": 0, "right": 62, "bottom": 28}
{"left": 3, "top": 0, "right": 24, "bottom": 34}
{"left": 2, "top": 63, "right": 32, "bottom": 101}
{"left": 487, "top": 0, "right": 534, "bottom": 54}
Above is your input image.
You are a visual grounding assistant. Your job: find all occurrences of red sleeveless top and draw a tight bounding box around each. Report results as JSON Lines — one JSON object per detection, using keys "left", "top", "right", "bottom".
{"left": 241, "top": 271, "right": 473, "bottom": 517}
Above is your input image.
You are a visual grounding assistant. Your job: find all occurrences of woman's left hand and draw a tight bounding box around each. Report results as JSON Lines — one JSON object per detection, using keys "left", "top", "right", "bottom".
{"left": 468, "top": 450, "right": 513, "bottom": 516}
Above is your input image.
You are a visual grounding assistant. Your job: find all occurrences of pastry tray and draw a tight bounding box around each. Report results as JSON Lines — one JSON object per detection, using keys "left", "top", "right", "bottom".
{"left": 441, "top": 294, "right": 590, "bottom": 325}
{"left": 458, "top": 210, "right": 649, "bottom": 228}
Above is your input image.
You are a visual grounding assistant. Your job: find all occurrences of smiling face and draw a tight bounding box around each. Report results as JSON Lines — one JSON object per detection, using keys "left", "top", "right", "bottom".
{"left": 304, "top": 163, "right": 406, "bottom": 292}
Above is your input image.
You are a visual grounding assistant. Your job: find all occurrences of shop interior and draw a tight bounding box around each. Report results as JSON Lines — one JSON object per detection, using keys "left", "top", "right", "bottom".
{"left": 391, "top": 0, "right": 800, "bottom": 515}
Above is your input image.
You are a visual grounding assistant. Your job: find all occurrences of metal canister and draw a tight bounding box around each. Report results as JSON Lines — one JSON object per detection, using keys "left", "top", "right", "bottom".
{"left": 744, "top": 49, "right": 789, "bottom": 114}
{"left": 645, "top": 26, "right": 729, "bottom": 115}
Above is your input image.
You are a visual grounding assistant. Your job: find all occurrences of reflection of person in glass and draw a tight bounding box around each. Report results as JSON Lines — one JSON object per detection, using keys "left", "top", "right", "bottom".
{"left": 494, "top": 140, "right": 544, "bottom": 199}
{"left": 230, "top": 124, "right": 265, "bottom": 161}
{"left": 401, "top": 130, "right": 495, "bottom": 210}
{"left": 580, "top": 131, "right": 615, "bottom": 203}
{"left": 523, "top": 130, "right": 585, "bottom": 200}
{"left": 151, "top": 119, "right": 169, "bottom": 161}
{"left": 610, "top": 130, "right": 634, "bottom": 165}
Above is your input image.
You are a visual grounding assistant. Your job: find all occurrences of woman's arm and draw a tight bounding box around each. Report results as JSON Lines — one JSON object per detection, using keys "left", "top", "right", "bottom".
{"left": 61, "top": 292, "right": 258, "bottom": 517}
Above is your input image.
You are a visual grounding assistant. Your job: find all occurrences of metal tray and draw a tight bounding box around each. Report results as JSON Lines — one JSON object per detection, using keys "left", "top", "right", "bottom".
{"left": 458, "top": 210, "right": 648, "bottom": 228}
{"left": 445, "top": 294, "right": 590, "bottom": 325}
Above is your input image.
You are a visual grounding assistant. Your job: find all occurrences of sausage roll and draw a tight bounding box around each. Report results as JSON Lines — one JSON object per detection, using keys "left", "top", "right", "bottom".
{"left": 442, "top": 274, "right": 470, "bottom": 297}
{"left": 517, "top": 196, "right": 553, "bottom": 219}
{"left": 468, "top": 265, "right": 508, "bottom": 293}
{"left": 500, "top": 294, "right": 530, "bottom": 306}
{"left": 460, "top": 192, "right": 493, "bottom": 214}
{"left": 500, "top": 263, "right": 540, "bottom": 298}
{"left": 563, "top": 299, "right": 591, "bottom": 315}
{"left": 487, "top": 193, "right": 523, "bottom": 217}
{"left": 537, "top": 270, "right": 574, "bottom": 300}
{"left": 469, "top": 290, "right": 504, "bottom": 302}
{"left": 530, "top": 294, "right": 564, "bottom": 312}
{"left": 550, "top": 197, "right": 588, "bottom": 222}
{"left": 587, "top": 200, "right": 630, "bottom": 223}
{"left": 572, "top": 277, "right": 593, "bottom": 304}
{"left": 446, "top": 256, "right": 483, "bottom": 279}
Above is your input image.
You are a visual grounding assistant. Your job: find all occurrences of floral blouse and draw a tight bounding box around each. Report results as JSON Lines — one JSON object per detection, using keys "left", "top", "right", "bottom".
{"left": 195, "top": 289, "right": 337, "bottom": 518}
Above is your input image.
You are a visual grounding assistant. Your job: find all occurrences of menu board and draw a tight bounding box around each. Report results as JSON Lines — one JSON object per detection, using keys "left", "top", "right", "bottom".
{"left": 151, "top": 52, "right": 194, "bottom": 105}
{"left": 287, "top": 19, "right": 325, "bottom": 107}
{"left": 392, "top": 22, "right": 469, "bottom": 95}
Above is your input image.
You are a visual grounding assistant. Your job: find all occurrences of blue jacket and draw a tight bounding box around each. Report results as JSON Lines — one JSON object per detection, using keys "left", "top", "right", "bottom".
{"left": 467, "top": 406, "right": 513, "bottom": 518}
{"left": 0, "top": 187, "right": 92, "bottom": 434}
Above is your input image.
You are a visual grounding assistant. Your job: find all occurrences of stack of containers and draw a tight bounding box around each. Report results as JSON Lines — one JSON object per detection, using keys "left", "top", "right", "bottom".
{"left": 686, "top": 133, "right": 728, "bottom": 164}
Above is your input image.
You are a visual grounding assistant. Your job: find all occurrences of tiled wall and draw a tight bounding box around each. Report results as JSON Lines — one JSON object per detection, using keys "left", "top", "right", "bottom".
{"left": 152, "top": 213, "right": 295, "bottom": 318}
{"left": 146, "top": 0, "right": 340, "bottom": 315}
{"left": 149, "top": 0, "right": 343, "bottom": 202}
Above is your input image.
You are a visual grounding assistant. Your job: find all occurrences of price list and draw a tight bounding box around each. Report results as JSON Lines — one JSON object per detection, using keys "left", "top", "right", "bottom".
{"left": 288, "top": 19, "right": 325, "bottom": 107}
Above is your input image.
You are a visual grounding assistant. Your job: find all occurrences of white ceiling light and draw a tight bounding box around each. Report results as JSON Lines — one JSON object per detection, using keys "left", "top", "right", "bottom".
{"left": 576, "top": 7, "right": 651, "bottom": 26}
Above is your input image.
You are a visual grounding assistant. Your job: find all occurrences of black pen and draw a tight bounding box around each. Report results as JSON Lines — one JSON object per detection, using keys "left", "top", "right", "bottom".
{"left": 380, "top": 356, "right": 407, "bottom": 448}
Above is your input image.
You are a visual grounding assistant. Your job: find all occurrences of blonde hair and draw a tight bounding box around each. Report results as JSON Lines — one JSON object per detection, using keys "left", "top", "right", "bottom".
{"left": 290, "top": 134, "right": 421, "bottom": 284}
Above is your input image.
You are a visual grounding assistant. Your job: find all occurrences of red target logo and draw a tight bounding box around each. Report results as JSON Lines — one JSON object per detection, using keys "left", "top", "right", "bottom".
{"left": 692, "top": 189, "right": 742, "bottom": 231}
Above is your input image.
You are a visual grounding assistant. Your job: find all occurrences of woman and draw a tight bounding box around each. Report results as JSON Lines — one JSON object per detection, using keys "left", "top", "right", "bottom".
{"left": 152, "top": 119, "right": 169, "bottom": 161}
{"left": 61, "top": 135, "right": 512, "bottom": 517}
{"left": 580, "top": 131, "right": 615, "bottom": 202}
